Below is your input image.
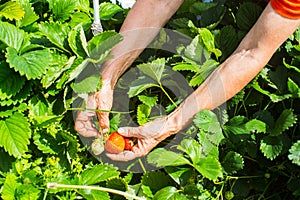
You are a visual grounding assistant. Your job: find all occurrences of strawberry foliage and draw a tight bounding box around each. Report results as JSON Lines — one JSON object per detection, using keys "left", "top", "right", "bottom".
{"left": 0, "top": 0, "right": 300, "bottom": 199}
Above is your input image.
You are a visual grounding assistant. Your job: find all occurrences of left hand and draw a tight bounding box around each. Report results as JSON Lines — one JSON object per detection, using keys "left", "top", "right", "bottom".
{"left": 106, "top": 117, "right": 178, "bottom": 161}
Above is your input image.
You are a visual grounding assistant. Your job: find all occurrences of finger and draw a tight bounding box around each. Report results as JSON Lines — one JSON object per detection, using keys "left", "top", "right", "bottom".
{"left": 106, "top": 151, "right": 138, "bottom": 161}
{"left": 118, "top": 127, "right": 142, "bottom": 138}
{"left": 97, "top": 112, "right": 110, "bottom": 133}
{"left": 74, "top": 120, "right": 99, "bottom": 138}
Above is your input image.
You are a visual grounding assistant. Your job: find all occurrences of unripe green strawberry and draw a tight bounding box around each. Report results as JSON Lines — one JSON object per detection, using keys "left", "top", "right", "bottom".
{"left": 91, "top": 137, "right": 105, "bottom": 155}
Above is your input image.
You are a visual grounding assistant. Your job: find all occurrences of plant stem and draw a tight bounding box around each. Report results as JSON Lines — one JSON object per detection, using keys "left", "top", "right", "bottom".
{"left": 159, "top": 83, "right": 178, "bottom": 108}
{"left": 47, "top": 182, "right": 145, "bottom": 200}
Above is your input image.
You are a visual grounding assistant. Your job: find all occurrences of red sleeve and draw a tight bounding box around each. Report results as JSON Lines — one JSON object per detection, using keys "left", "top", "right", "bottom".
{"left": 270, "top": 0, "right": 300, "bottom": 19}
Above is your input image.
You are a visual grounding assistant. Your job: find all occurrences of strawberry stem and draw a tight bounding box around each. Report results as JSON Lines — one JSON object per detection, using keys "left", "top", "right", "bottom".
{"left": 47, "top": 182, "right": 146, "bottom": 200}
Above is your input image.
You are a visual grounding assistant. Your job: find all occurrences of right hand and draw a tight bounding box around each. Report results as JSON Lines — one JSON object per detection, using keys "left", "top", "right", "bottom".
{"left": 74, "top": 81, "right": 113, "bottom": 138}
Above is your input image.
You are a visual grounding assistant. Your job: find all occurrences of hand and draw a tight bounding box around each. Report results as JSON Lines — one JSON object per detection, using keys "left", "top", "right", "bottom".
{"left": 74, "top": 81, "right": 113, "bottom": 137}
{"left": 106, "top": 116, "right": 179, "bottom": 161}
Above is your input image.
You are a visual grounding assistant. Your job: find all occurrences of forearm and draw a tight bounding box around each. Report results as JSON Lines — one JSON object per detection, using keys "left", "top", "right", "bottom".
{"left": 101, "top": 0, "right": 184, "bottom": 87}
{"left": 167, "top": 3, "right": 300, "bottom": 132}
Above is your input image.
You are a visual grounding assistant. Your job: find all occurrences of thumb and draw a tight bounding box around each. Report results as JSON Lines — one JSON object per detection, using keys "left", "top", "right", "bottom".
{"left": 97, "top": 112, "right": 110, "bottom": 133}
{"left": 118, "top": 127, "right": 142, "bottom": 138}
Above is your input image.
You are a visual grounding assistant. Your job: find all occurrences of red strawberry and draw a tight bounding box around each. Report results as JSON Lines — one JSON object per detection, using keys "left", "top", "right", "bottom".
{"left": 124, "top": 137, "right": 134, "bottom": 150}
{"left": 105, "top": 132, "right": 125, "bottom": 154}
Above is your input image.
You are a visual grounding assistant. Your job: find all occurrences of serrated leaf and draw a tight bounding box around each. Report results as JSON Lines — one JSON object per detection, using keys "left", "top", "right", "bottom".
{"left": 39, "top": 22, "right": 70, "bottom": 52}
{"left": 245, "top": 119, "right": 267, "bottom": 133}
{"left": 0, "top": 62, "right": 25, "bottom": 100}
{"left": 236, "top": 2, "right": 262, "bottom": 31}
{"left": 287, "top": 78, "right": 300, "bottom": 98}
{"left": 0, "top": 21, "right": 30, "bottom": 52}
{"left": 288, "top": 140, "right": 300, "bottom": 166}
{"left": 106, "top": 177, "right": 127, "bottom": 199}
{"left": 194, "top": 156, "right": 223, "bottom": 180}
{"left": 153, "top": 186, "right": 188, "bottom": 200}
{"left": 184, "top": 35, "right": 206, "bottom": 63}
{"left": 0, "top": 103, "right": 27, "bottom": 118}
{"left": 198, "top": 28, "right": 221, "bottom": 58}
{"left": 48, "top": 0, "right": 76, "bottom": 22}
{"left": 0, "top": 81, "right": 31, "bottom": 107}
{"left": 271, "top": 109, "right": 297, "bottom": 136}
{"left": 128, "top": 76, "right": 158, "bottom": 98}
{"left": 79, "top": 164, "right": 120, "bottom": 185}
{"left": 33, "top": 133, "right": 56, "bottom": 155}
{"left": 142, "top": 171, "right": 174, "bottom": 195}
{"left": 193, "top": 110, "right": 224, "bottom": 145}
{"left": 87, "top": 31, "right": 122, "bottom": 61}
{"left": 173, "top": 63, "right": 200, "bottom": 73}
{"left": 177, "top": 139, "right": 203, "bottom": 164}
{"left": 68, "top": 24, "right": 88, "bottom": 58}
{"left": 216, "top": 25, "right": 239, "bottom": 61}
{"left": 17, "top": 1, "right": 39, "bottom": 27}
{"left": 137, "top": 58, "right": 165, "bottom": 83}
{"left": 72, "top": 74, "right": 102, "bottom": 94}
{"left": 147, "top": 148, "right": 191, "bottom": 167}
{"left": 6, "top": 47, "right": 52, "bottom": 80}
{"left": 137, "top": 104, "right": 151, "bottom": 125}
{"left": 224, "top": 116, "right": 250, "bottom": 135}
{"left": 189, "top": 59, "right": 218, "bottom": 87}
{"left": 260, "top": 136, "right": 283, "bottom": 160}
{"left": 138, "top": 95, "right": 158, "bottom": 107}
{"left": 1, "top": 173, "right": 21, "bottom": 200}
{"left": 222, "top": 151, "right": 244, "bottom": 175}
{"left": 0, "top": 1, "right": 25, "bottom": 20}
{"left": 100, "top": 2, "right": 123, "bottom": 20}
{"left": 165, "top": 166, "right": 194, "bottom": 186}
{"left": 16, "top": 184, "right": 41, "bottom": 200}
{"left": 0, "top": 113, "right": 31, "bottom": 158}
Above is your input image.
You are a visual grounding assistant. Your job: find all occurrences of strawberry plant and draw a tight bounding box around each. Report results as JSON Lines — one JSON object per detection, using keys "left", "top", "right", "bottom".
{"left": 0, "top": 0, "right": 300, "bottom": 199}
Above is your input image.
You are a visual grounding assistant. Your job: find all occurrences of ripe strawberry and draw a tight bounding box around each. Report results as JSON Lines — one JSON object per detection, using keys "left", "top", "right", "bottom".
{"left": 105, "top": 132, "right": 125, "bottom": 154}
{"left": 124, "top": 137, "right": 134, "bottom": 150}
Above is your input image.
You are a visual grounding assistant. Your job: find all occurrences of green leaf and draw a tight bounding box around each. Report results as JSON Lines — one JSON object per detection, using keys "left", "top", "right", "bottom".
{"left": 0, "top": 103, "right": 27, "bottom": 118}
{"left": 0, "top": 21, "right": 30, "bottom": 52}
{"left": 0, "top": 62, "right": 25, "bottom": 100}
{"left": 200, "top": 5, "right": 225, "bottom": 29}
{"left": 288, "top": 140, "right": 300, "bottom": 166}
{"left": 147, "top": 148, "right": 191, "bottom": 167}
{"left": 245, "top": 119, "right": 267, "bottom": 134}
{"left": 15, "top": 184, "right": 41, "bottom": 200}
{"left": 189, "top": 59, "right": 218, "bottom": 87}
{"left": 100, "top": 2, "right": 123, "bottom": 20}
{"left": 287, "top": 78, "right": 300, "bottom": 98}
{"left": 0, "top": 81, "right": 31, "bottom": 107}
{"left": 1, "top": 173, "right": 21, "bottom": 200}
{"left": 177, "top": 139, "right": 203, "bottom": 164}
{"left": 39, "top": 22, "right": 70, "bottom": 52}
{"left": 6, "top": 47, "right": 52, "bottom": 80}
{"left": 137, "top": 104, "right": 151, "bottom": 125}
{"left": 87, "top": 31, "right": 122, "bottom": 61}
{"left": 72, "top": 74, "right": 102, "bottom": 94}
{"left": 138, "top": 95, "right": 158, "bottom": 107}
{"left": 183, "top": 35, "right": 207, "bottom": 63}
{"left": 17, "top": 1, "right": 39, "bottom": 27}
{"left": 173, "top": 63, "right": 200, "bottom": 73}
{"left": 128, "top": 76, "right": 158, "bottom": 98}
{"left": 78, "top": 189, "right": 110, "bottom": 200}
{"left": 222, "top": 151, "right": 244, "bottom": 175}
{"left": 236, "top": 2, "right": 262, "bottom": 31}
{"left": 193, "top": 110, "right": 224, "bottom": 145}
{"left": 137, "top": 58, "right": 166, "bottom": 83}
{"left": 153, "top": 186, "right": 188, "bottom": 200}
{"left": 68, "top": 24, "right": 88, "bottom": 58}
{"left": 0, "top": 1, "right": 25, "bottom": 20}
{"left": 79, "top": 164, "right": 120, "bottom": 185}
{"left": 194, "top": 156, "right": 223, "bottom": 180}
{"left": 76, "top": 0, "right": 90, "bottom": 13}
{"left": 260, "top": 136, "right": 283, "bottom": 160}
{"left": 142, "top": 171, "right": 174, "bottom": 194}
{"left": 48, "top": 0, "right": 76, "bottom": 22}
{"left": 224, "top": 116, "right": 250, "bottom": 135}
{"left": 165, "top": 166, "right": 194, "bottom": 186}
{"left": 0, "top": 113, "right": 31, "bottom": 158}
{"left": 216, "top": 25, "right": 239, "bottom": 61}
{"left": 198, "top": 28, "right": 221, "bottom": 58}
{"left": 271, "top": 109, "right": 297, "bottom": 136}
{"left": 106, "top": 177, "right": 127, "bottom": 200}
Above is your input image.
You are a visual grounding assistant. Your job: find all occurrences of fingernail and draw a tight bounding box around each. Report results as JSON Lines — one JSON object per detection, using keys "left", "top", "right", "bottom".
{"left": 118, "top": 128, "right": 124, "bottom": 133}
{"left": 102, "top": 128, "right": 108, "bottom": 133}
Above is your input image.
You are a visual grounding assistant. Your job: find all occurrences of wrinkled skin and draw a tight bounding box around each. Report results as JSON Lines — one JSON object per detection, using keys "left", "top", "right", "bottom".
{"left": 74, "top": 82, "right": 113, "bottom": 137}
